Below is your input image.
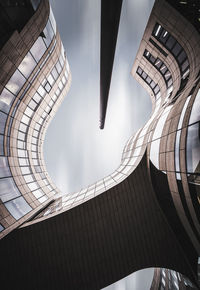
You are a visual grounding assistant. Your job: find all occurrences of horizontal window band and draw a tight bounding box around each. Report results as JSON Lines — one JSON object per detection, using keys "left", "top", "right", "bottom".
{"left": 149, "top": 38, "right": 168, "bottom": 57}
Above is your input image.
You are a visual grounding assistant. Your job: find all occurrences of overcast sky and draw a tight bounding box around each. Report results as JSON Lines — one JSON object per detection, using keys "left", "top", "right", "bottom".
{"left": 45, "top": 0, "right": 154, "bottom": 289}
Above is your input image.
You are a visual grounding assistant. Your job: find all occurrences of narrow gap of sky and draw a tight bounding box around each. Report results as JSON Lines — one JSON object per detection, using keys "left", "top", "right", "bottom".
{"left": 45, "top": 0, "right": 153, "bottom": 194}
{"left": 46, "top": 0, "right": 155, "bottom": 289}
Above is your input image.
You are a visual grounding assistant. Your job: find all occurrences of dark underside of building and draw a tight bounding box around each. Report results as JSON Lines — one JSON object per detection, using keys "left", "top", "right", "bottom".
{"left": 0, "top": 153, "right": 198, "bottom": 290}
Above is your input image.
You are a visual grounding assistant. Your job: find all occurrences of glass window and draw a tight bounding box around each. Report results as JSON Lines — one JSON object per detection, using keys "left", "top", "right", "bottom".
{"left": 5, "top": 69, "right": 26, "bottom": 95}
{"left": 0, "top": 135, "right": 4, "bottom": 155}
{"left": 181, "top": 59, "right": 189, "bottom": 72}
{"left": 177, "top": 50, "right": 186, "bottom": 64}
{"left": 35, "top": 166, "right": 42, "bottom": 173}
{"left": 142, "top": 71, "right": 147, "bottom": 79}
{"left": 0, "top": 224, "right": 4, "bottom": 232}
{"left": 32, "top": 189, "right": 43, "bottom": 198}
{"left": 155, "top": 59, "right": 162, "bottom": 69}
{"left": 49, "top": 6, "right": 57, "bottom": 34}
{"left": 0, "top": 177, "right": 21, "bottom": 202}
{"left": 66, "top": 60, "right": 69, "bottom": 75}
{"left": 160, "top": 64, "right": 167, "bottom": 74}
{"left": 38, "top": 85, "right": 46, "bottom": 97}
{"left": 178, "top": 96, "right": 191, "bottom": 129}
{"left": 164, "top": 71, "right": 171, "bottom": 81}
{"left": 189, "top": 90, "right": 200, "bottom": 125}
{"left": 0, "top": 88, "right": 15, "bottom": 114}
{"left": 182, "top": 69, "right": 190, "bottom": 80}
{"left": 153, "top": 23, "right": 161, "bottom": 37}
{"left": 154, "top": 85, "right": 159, "bottom": 94}
{"left": 47, "top": 74, "right": 54, "bottom": 86}
{"left": 159, "top": 29, "right": 168, "bottom": 43}
{"left": 150, "top": 80, "right": 156, "bottom": 89}
{"left": 17, "top": 140, "right": 25, "bottom": 149}
{"left": 172, "top": 42, "right": 182, "bottom": 56}
{"left": 45, "top": 105, "right": 51, "bottom": 113}
{"left": 24, "top": 174, "right": 34, "bottom": 183}
{"left": 17, "top": 149, "right": 28, "bottom": 158}
{"left": 40, "top": 172, "right": 46, "bottom": 179}
{"left": 43, "top": 20, "right": 54, "bottom": 47}
{"left": 5, "top": 196, "right": 32, "bottom": 220}
{"left": 150, "top": 139, "right": 160, "bottom": 169}
{"left": 33, "top": 159, "right": 39, "bottom": 166}
{"left": 18, "top": 131, "right": 26, "bottom": 141}
{"left": 60, "top": 43, "right": 65, "bottom": 60}
{"left": 175, "top": 130, "right": 181, "bottom": 172}
{"left": 33, "top": 130, "right": 39, "bottom": 138}
{"left": 165, "top": 36, "right": 176, "bottom": 49}
{"left": 44, "top": 82, "right": 51, "bottom": 93}
{"left": 24, "top": 107, "right": 34, "bottom": 118}
{"left": 42, "top": 111, "right": 47, "bottom": 119}
{"left": 137, "top": 67, "right": 142, "bottom": 75}
{"left": 30, "top": 37, "right": 47, "bottom": 63}
{"left": 18, "top": 52, "right": 37, "bottom": 79}
{"left": 29, "top": 99, "right": 38, "bottom": 111}
{"left": 152, "top": 106, "right": 172, "bottom": 140}
{"left": 150, "top": 55, "right": 156, "bottom": 63}
{"left": 51, "top": 67, "right": 58, "bottom": 80}
{"left": 32, "top": 144, "right": 37, "bottom": 151}
{"left": 32, "top": 137, "right": 37, "bottom": 145}
{"left": 56, "top": 61, "right": 62, "bottom": 74}
{"left": 49, "top": 100, "right": 54, "bottom": 107}
{"left": 32, "top": 152, "right": 37, "bottom": 159}
{"left": 21, "top": 115, "right": 30, "bottom": 125}
{"left": 146, "top": 76, "right": 151, "bottom": 84}
{"left": 58, "top": 81, "right": 63, "bottom": 90}
{"left": 34, "top": 123, "right": 41, "bottom": 131}
{"left": 19, "top": 158, "right": 29, "bottom": 166}
{"left": 38, "top": 195, "right": 48, "bottom": 203}
{"left": 19, "top": 123, "right": 28, "bottom": 133}
{"left": 0, "top": 111, "right": 7, "bottom": 134}
{"left": 28, "top": 182, "right": 39, "bottom": 191}
{"left": 187, "top": 122, "right": 200, "bottom": 173}
{"left": 0, "top": 157, "right": 11, "bottom": 178}
{"left": 167, "top": 78, "right": 173, "bottom": 87}
{"left": 52, "top": 94, "right": 57, "bottom": 102}
{"left": 55, "top": 88, "right": 60, "bottom": 96}
{"left": 59, "top": 55, "right": 64, "bottom": 68}
{"left": 21, "top": 166, "right": 31, "bottom": 175}
{"left": 62, "top": 76, "right": 66, "bottom": 85}
{"left": 33, "top": 92, "right": 42, "bottom": 104}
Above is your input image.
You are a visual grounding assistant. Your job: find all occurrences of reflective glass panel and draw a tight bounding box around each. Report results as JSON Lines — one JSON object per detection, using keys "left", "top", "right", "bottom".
{"left": 5, "top": 196, "right": 32, "bottom": 220}
{"left": 18, "top": 52, "right": 37, "bottom": 79}
{"left": 189, "top": 90, "right": 200, "bottom": 125}
{"left": 6, "top": 69, "right": 26, "bottom": 95}
{"left": 0, "top": 111, "right": 7, "bottom": 134}
{"left": 30, "top": 37, "right": 46, "bottom": 62}
{"left": 0, "top": 157, "right": 11, "bottom": 178}
{"left": 187, "top": 123, "right": 200, "bottom": 173}
{"left": 0, "top": 177, "right": 21, "bottom": 202}
{"left": 0, "top": 88, "right": 15, "bottom": 113}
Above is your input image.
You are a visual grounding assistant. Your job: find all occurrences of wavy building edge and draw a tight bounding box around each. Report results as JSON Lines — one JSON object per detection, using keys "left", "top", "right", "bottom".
{"left": 0, "top": 0, "right": 200, "bottom": 289}
{"left": 0, "top": 0, "right": 71, "bottom": 238}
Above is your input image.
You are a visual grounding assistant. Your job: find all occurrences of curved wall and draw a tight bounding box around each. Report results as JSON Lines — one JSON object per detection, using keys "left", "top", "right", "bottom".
{"left": 0, "top": 0, "right": 71, "bottom": 238}
{"left": 0, "top": 0, "right": 200, "bottom": 289}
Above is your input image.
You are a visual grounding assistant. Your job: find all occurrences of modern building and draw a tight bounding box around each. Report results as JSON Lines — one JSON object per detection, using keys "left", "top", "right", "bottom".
{"left": 150, "top": 268, "right": 199, "bottom": 290}
{"left": 0, "top": 0, "right": 200, "bottom": 289}
{"left": 0, "top": 0, "right": 71, "bottom": 238}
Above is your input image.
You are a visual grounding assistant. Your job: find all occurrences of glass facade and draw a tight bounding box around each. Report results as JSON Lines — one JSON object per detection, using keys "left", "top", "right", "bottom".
{"left": 0, "top": 1, "right": 71, "bottom": 236}
{"left": 152, "top": 23, "right": 190, "bottom": 98}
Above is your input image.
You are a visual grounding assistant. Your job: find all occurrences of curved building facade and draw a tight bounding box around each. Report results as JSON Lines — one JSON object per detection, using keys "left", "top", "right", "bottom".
{"left": 150, "top": 267, "right": 199, "bottom": 290}
{"left": 0, "top": 0, "right": 71, "bottom": 238}
{"left": 0, "top": 0, "right": 200, "bottom": 289}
